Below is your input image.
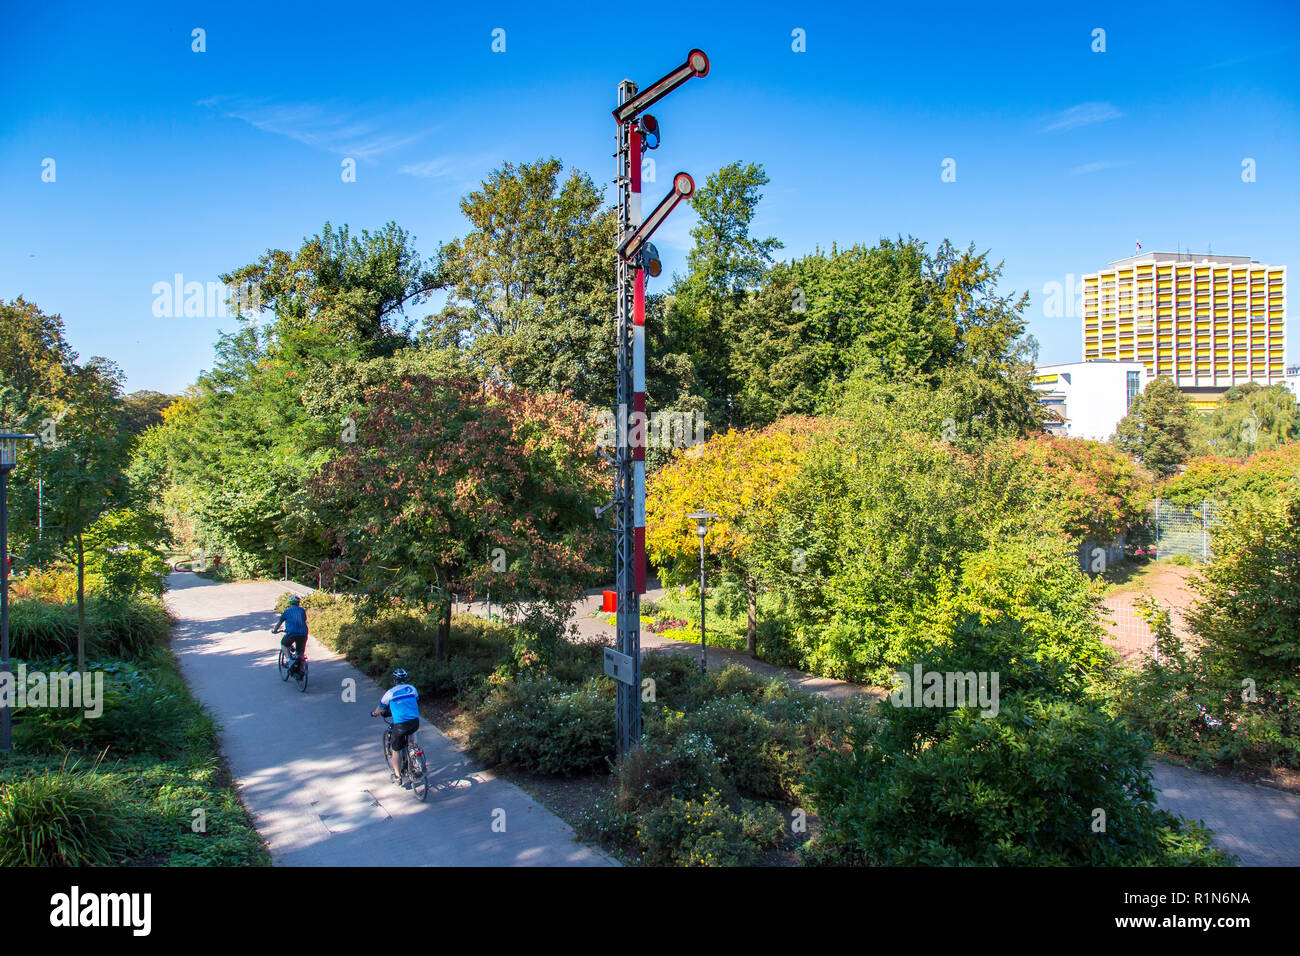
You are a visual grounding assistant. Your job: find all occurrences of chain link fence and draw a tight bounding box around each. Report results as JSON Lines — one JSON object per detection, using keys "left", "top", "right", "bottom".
{"left": 1132, "top": 499, "right": 1221, "bottom": 562}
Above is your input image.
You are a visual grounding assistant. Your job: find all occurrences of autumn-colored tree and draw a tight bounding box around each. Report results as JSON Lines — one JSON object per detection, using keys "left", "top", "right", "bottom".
{"left": 1162, "top": 442, "right": 1300, "bottom": 507}
{"left": 978, "top": 434, "right": 1153, "bottom": 544}
{"left": 309, "top": 375, "right": 603, "bottom": 659}
{"left": 644, "top": 417, "right": 823, "bottom": 655}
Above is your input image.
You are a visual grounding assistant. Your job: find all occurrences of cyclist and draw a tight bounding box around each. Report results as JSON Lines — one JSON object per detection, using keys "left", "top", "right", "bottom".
{"left": 372, "top": 668, "right": 420, "bottom": 785}
{"left": 272, "top": 595, "right": 309, "bottom": 676}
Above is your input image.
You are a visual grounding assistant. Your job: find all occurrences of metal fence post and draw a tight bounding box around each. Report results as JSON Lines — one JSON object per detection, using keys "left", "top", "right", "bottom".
{"left": 1153, "top": 497, "right": 1160, "bottom": 561}
{"left": 1202, "top": 499, "right": 1209, "bottom": 562}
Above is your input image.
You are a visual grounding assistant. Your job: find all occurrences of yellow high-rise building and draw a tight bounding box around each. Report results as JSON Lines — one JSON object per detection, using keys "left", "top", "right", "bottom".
{"left": 1082, "top": 253, "right": 1287, "bottom": 410}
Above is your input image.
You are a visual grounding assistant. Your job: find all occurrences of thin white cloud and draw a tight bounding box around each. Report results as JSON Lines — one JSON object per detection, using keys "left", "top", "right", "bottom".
{"left": 1044, "top": 102, "right": 1123, "bottom": 133}
{"left": 1068, "top": 160, "right": 1127, "bottom": 176}
{"left": 398, "top": 158, "right": 455, "bottom": 178}
{"left": 198, "top": 96, "right": 433, "bottom": 161}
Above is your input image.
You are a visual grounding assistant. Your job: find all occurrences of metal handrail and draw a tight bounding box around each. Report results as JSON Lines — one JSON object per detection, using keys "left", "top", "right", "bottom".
{"left": 284, "top": 555, "right": 361, "bottom": 591}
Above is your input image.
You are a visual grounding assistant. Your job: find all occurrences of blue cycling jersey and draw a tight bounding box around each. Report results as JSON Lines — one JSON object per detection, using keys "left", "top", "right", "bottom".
{"left": 278, "top": 605, "right": 308, "bottom": 637}
{"left": 381, "top": 684, "right": 420, "bottom": 723}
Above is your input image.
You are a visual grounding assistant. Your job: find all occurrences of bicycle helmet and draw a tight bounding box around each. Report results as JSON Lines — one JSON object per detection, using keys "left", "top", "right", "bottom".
{"left": 287, "top": 595, "right": 301, "bottom": 605}
{"left": 392, "top": 668, "right": 408, "bottom": 683}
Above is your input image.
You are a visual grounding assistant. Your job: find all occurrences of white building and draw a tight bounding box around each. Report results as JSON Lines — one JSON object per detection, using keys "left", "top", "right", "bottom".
{"left": 1033, "top": 360, "right": 1151, "bottom": 441}
{"left": 1286, "top": 364, "right": 1300, "bottom": 399}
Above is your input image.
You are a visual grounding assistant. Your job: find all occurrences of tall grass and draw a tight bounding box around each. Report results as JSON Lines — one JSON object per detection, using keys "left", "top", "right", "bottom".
{"left": 10, "top": 594, "right": 171, "bottom": 660}
{"left": 0, "top": 765, "right": 135, "bottom": 866}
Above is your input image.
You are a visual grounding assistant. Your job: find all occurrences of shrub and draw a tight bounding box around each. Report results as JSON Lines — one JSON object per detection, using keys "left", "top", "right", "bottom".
{"left": 468, "top": 675, "right": 615, "bottom": 775}
{"left": 806, "top": 693, "right": 1228, "bottom": 866}
{"left": 299, "top": 595, "right": 515, "bottom": 702}
{"left": 612, "top": 720, "right": 732, "bottom": 808}
{"left": 679, "top": 695, "right": 806, "bottom": 802}
{"left": 13, "top": 657, "right": 200, "bottom": 758}
{"left": 0, "top": 768, "right": 136, "bottom": 866}
{"left": 614, "top": 791, "right": 786, "bottom": 866}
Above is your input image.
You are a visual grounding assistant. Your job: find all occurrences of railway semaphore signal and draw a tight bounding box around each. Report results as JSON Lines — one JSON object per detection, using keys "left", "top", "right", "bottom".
{"left": 605, "top": 51, "right": 708, "bottom": 758}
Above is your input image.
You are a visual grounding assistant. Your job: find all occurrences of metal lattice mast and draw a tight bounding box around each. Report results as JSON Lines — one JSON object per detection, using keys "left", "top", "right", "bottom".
{"left": 614, "top": 79, "right": 642, "bottom": 757}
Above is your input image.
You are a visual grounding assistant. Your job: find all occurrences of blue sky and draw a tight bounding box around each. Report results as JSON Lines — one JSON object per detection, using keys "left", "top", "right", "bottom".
{"left": 3, "top": 1, "right": 1298, "bottom": 394}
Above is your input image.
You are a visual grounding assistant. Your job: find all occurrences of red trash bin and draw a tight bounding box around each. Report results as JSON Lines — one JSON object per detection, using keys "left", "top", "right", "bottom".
{"left": 602, "top": 590, "right": 617, "bottom": 613}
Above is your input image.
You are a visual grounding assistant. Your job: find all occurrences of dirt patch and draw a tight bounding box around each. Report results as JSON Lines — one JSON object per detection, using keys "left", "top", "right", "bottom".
{"left": 1101, "top": 561, "right": 1202, "bottom": 664}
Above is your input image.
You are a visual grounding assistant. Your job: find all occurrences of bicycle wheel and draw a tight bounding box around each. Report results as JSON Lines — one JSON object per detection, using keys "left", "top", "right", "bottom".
{"left": 295, "top": 657, "right": 308, "bottom": 693}
{"left": 278, "top": 647, "right": 289, "bottom": 681}
{"left": 409, "top": 746, "right": 428, "bottom": 801}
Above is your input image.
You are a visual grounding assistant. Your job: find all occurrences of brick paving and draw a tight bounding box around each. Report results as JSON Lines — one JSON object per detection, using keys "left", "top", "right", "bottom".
{"left": 1150, "top": 761, "right": 1300, "bottom": 866}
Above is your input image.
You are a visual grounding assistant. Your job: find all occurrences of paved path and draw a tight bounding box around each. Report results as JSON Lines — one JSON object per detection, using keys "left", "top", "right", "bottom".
{"left": 460, "top": 582, "right": 1300, "bottom": 866}
{"left": 1150, "top": 761, "right": 1300, "bottom": 866}
{"left": 167, "top": 574, "right": 611, "bottom": 867}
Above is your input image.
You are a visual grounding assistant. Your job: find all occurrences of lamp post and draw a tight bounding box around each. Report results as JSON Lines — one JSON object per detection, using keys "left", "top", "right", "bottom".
{"left": 1, "top": 431, "right": 37, "bottom": 753}
{"left": 686, "top": 510, "right": 716, "bottom": 674}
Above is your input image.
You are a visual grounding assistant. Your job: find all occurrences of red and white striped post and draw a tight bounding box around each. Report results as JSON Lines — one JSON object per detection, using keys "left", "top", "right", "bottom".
{"left": 630, "top": 124, "right": 648, "bottom": 596}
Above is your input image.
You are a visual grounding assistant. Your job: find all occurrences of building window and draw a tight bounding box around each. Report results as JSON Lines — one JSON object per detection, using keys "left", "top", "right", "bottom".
{"left": 1126, "top": 370, "right": 1141, "bottom": 409}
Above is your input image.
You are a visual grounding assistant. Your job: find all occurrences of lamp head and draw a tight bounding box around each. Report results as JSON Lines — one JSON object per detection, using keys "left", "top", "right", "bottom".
{"left": 0, "top": 432, "right": 36, "bottom": 472}
{"left": 685, "top": 510, "right": 718, "bottom": 538}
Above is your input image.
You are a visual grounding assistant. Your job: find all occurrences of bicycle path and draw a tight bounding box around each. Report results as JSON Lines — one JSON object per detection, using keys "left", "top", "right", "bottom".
{"left": 166, "top": 574, "right": 612, "bottom": 867}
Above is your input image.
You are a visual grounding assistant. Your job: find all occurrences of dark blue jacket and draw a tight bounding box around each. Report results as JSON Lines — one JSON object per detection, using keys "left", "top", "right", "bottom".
{"left": 277, "top": 605, "right": 308, "bottom": 637}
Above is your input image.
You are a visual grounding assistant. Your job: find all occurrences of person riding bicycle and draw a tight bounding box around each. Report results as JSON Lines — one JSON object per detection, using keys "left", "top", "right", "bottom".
{"left": 272, "top": 595, "right": 309, "bottom": 675}
{"left": 372, "top": 668, "right": 419, "bottom": 784}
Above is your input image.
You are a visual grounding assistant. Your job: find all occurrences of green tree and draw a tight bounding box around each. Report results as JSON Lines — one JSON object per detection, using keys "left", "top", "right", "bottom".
{"left": 223, "top": 221, "right": 442, "bottom": 363}
{"left": 118, "top": 390, "right": 177, "bottom": 440}
{"left": 0, "top": 297, "right": 76, "bottom": 423}
{"left": 140, "top": 223, "right": 445, "bottom": 575}
{"left": 1113, "top": 376, "right": 1193, "bottom": 477}
{"left": 1193, "top": 383, "right": 1299, "bottom": 458}
{"left": 19, "top": 359, "right": 130, "bottom": 670}
{"left": 662, "top": 162, "right": 782, "bottom": 429}
{"left": 429, "top": 159, "right": 617, "bottom": 405}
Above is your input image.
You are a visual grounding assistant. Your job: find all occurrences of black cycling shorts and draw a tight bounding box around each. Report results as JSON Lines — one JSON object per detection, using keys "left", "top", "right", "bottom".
{"left": 390, "top": 718, "right": 419, "bottom": 753}
{"left": 281, "top": 633, "right": 307, "bottom": 658}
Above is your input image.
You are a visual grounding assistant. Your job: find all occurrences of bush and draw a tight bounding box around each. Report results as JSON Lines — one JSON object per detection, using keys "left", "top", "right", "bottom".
{"left": 605, "top": 790, "right": 786, "bottom": 866}
{"left": 613, "top": 720, "right": 733, "bottom": 807}
{"left": 678, "top": 695, "right": 806, "bottom": 802}
{"left": 806, "top": 693, "right": 1228, "bottom": 866}
{"left": 751, "top": 421, "right": 985, "bottom": 683}
{"left": 468, "top": 675, "right": 615, "bottom": 775}
{"left": 1118, "top": 603, "right": 1300, "bottom": 770}
{"left": 0, "top": 768, "right": 136, "bottom": 866}
{"left": 13, "top": 656, "right": 202, "bottom": 758}
{"left": 588, "top": 719, "right": 792, "bottom": 865}
{"left": 298, "top": 594, "right": 516, "bottom": 702}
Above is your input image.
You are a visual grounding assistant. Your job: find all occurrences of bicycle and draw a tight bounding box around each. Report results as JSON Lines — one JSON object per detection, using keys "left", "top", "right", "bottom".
{"left": 275, "top": 634, "right": 309, "bottom": 693}
{"left": 379, "top": 715, "right": 428, "bottom": 801}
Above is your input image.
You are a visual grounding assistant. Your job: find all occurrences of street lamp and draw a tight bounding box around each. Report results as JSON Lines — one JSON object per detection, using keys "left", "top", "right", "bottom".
{"left": 686, "top": 510, "right": 717, "bottom": 674}
{"left": 1, "top": 430, "right": 37, "bottom": 753}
